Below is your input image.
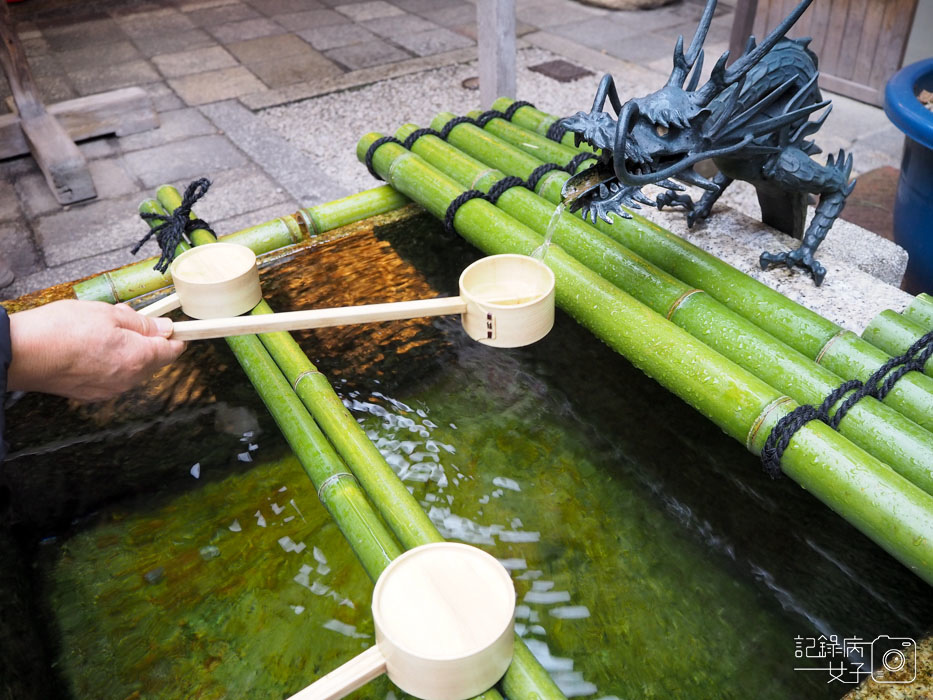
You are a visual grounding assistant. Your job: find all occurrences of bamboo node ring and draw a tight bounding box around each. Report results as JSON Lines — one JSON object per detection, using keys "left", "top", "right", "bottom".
{"left": 317, "top": 472, "right": 359, "bottom": 501}
{"left": 666, "top": 289, "right": 704, "bottom": 320}
{"left": 814, "top": 329, "right": 849, "bottom": 365}
{"left": 292, "top": 369, "right": 323, "bottom": 392}
{"left": 746, "top": 395, "right": 795, "bottom": 453}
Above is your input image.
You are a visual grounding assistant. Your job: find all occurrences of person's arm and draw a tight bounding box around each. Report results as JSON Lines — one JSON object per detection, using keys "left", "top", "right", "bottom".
{"left": 7, "top": 300, "right": 185, "bottom": 402}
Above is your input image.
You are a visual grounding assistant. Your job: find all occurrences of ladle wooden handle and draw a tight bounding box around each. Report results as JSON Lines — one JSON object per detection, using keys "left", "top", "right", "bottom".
{"left": 287, "top": 645, "right": 386, "bottom": 700}
{"left": 137, "top": 292, "right": 181, "bottom": 318}
{"left": 170, "top": 297, "right": 469, "bottom": 341}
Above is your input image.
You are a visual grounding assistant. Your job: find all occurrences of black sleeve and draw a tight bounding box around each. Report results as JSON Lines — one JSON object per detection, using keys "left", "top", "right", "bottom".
{"left": 0, "top": 307, "right": 9, "bottom": 464}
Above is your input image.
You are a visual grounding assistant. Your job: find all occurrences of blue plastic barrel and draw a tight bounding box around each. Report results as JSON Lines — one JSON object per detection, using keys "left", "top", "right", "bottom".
{"left": 885, "top": 58, "right": 933, "bottom": 293}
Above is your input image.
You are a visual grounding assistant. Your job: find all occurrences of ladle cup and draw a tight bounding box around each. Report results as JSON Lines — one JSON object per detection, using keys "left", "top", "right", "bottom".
{"left": 287, "top": 542, "right": 516, "bottom": 700}
{"left": 157, "top": 244, "right": 555, "bottom": 348}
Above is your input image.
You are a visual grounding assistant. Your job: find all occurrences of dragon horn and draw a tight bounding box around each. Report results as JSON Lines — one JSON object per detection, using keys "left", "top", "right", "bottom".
{"left": 667, "top": 0, "right": 717, "bottom": 87}
{"left": 695, "top": 0, "right": 813, "bottom": 103}
{"left": 685, "top": 50, "right": 705, "bottom": 92}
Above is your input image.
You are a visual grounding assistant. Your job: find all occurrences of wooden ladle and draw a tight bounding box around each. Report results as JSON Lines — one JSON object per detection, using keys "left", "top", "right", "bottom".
{"left": 150, "top": 244, "right": 555, "bottom": 348}
{"left": 287, "top": 542, "right": 516, "bottom": 700}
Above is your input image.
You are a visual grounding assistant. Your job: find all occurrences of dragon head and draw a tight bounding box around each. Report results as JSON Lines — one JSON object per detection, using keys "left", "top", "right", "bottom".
{"left": 563, "top": 0, "right": 817, "bottom": 188}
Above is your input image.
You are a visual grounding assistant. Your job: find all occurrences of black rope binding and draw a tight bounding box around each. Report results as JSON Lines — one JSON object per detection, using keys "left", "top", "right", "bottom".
{"left": 761, "top": 328, "right": 933, "bottom": 476}
{"left": 546, "top": 119, "right": 568, "bottom": 143}
{"left": 132, "top": 178, "right": 215, "bottom": 273}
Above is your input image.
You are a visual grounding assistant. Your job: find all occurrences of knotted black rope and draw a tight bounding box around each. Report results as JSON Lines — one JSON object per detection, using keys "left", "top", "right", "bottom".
{"left": 546, "top": 119, "right": 568, "bottom": 143}
{"left": 132, "top": 178, "right": 215, "bottom": 273}
{"left": 761, "top": 328, "right": 933, "bottom": 477}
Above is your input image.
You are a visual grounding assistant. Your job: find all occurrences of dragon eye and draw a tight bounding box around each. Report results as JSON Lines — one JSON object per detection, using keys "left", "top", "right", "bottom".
{"left": 655, "top": 124, "right": 669, "bottom": 137}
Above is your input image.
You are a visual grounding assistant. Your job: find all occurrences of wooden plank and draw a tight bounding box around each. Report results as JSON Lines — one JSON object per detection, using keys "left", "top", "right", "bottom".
{"left": 806, "top": 0, "right": 832, "bottom": 61}
{"left": 869, "top": 0, "right": 917, "bottom": 89}
{"left": 0, "top": 3, "right": 95, "bottom": 204}
{"left": 818, "top": 72, "right": 882, "bottom": 106}
{"left": 852, "top": 0, "right": 887, "bottom": 85}
{"left": 478, "top": 0, "right": 516, "bottom": 109}
{"left": 0, "top": 87, "right": 159, "bottom": 160}
{"left": 728, "top": 0, "right": 758, "bottom": 61}
{"left": 820, "top": 0, "right": 849, "bottom": 73}
{"left": 835, "top": 0, "right": 868, "bottom": 81}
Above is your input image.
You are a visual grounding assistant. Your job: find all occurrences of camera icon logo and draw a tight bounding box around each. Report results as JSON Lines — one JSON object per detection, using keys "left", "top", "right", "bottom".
{"left": 871, "top": 636, "right": 916, "bottom": 683}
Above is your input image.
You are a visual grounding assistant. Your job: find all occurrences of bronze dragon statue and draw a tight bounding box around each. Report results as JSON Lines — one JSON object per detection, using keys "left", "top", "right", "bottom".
{"left": 560, "top": 0, "right": 854, "bottom": 285}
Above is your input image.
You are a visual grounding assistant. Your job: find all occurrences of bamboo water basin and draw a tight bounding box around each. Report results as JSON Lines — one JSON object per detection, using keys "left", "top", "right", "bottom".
{"left": 1, "top": 208, "right": 931, "bottom": 700}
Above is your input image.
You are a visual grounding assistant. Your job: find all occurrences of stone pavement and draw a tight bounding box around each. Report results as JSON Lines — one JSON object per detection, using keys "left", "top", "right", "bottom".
{"left": 0, "top": 0, "right": 911, "bottom": 300}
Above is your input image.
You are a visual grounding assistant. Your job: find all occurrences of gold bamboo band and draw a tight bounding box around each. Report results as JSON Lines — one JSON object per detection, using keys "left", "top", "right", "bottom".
{"left": 815, "top": 329, "right": 849, "bottom": 365}
{"left": 746, "top": 396, "right": 795, "bottom": 453}
{"left": 292, "top": 369, "right": 323, "bottom": 392}
{"left": 666, "top": 289, "right": 705, "bottom": 320}
{"left": 471, "top": 168, "right": 500, "bottom": 190}
{"left": 316, "top": 472, "right": 358, "bottom": 501}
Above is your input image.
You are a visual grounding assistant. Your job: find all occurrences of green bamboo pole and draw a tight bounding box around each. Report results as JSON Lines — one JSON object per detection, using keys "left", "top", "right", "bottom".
{"left": 393, "top": 122, "right": 933, "bottom": 496}
{"left": 75, "top": 185, "right": 409, "bottom": 303}
{"left": 226, "top": 331, "right": 403, "bottom": 581}
{"left": 153, "top": 188, "right": 564, "bottom": 700}
{"left": 905, "top": 293, "right": 933, "bottom": 330}
{"left": 359, "top": 132, "right": 933, "bottom": 585}
{"left": 436, "top": 107, "right": 933, "bottom": 434}
{"left": 490, "top": 97, "right": 596, "bottom": 153}
{"left": 862, "top": 311, "right": 933, "bottom": 377}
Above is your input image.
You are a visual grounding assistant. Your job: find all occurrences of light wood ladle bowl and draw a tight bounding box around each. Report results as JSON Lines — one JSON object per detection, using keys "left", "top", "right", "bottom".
{"left": 286, "top": 542, "right": 516, "bottom": 700}
{"left": 147, "top": 243, "right": 555, "bottom": 348}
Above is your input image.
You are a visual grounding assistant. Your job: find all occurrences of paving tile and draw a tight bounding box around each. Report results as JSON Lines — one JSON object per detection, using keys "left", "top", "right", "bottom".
{"left": 140, "top": 81, "right": 186, "bottom": 111}
{"left": 418, "top": 4, "right": 476, "bottom": 28}
{"left": 108, "top": 3, "right": 170, "bottom": 19}
{"left": 122, "top": 134, "right": 248, "bottom": 189}
{"left": 324, "top": 38, "right": 410, "bottom": 70}
{"left": 13, "top": 170, "right": 62, "bottom": 220}
{"left": 118, "top": 107, "right": 218, "bottom": 151}
{"left": 57, "top": 41, "right": 143, "bottom": 72}
{"left": 35, "top": 75, "right": 78, "bottom": 105}
{"left": 18, "top": 53, "right": 62, "bottom": 79}
{"left": 297, "top": 23, "right": 378, "bottom": 51}
{"left": 42, "top": 18, "right": 125, "bottom": 52}
{"left": 132, "top": 28, "right": 217, "bottom": 57}
{"left": 175, "top": 0, "right": 242, "bottom": 11}
{"left": 549, "top": 16, "right": 643, "bottom": 54}
{"left": 87, "top": 158, "right": 140, "bottom": 198}
{"left": 360, "top": 13, "right": 438, "bottom": 39}
{"left": 34, "top": 191, "right": 156, "bottom": 268}
{"left": 272, "top": 8, "right": 350, "bottom": 30}
{"left": 661, "top": 18, "right": 732, "bottom": 46}
{"left": 20, "top": 36, "right": 52, "bottom": 58}
{"left": 249, "top": 51, "right": 344, "bottom": 87}
{"left": 199, "top": 100, "right": 348, "bottom": 204}
{"left": 67, "top": 60, "right": 161, "bottom": 97}
{"left": 391, "top": 27, "right": 474, "bottom": 56}
{"left": 117, "top": 8, "right": 197, "bottom": 38}
{"left": 168, "top": 65, "right": 267, "bottom": 105}
{"left": 0, "top": 181, "right": 22, "bottom": 222}
{"left": 516, "top": 0, "right": 604, "bottom": 28}
{"left": 334, "top": 1, "right": 404, "bottom": 22}
{"left": 167, "top": 166, "right": 292, "bottom": 222}
{"left": 78, "top": 137, "right": 120, "bottom": 161}
{"left": 185, "top": 2, "right": 261, "bottom": 26}
{"left": 208, "top": 17, "right": 287, "bottom": 42}
{"left": 0, "top": 222, "right": 41, "bottom": 280}
{"left": 225, "top": 33, "right": 314, "bottom": 64}
{"left": 245, "top": 0, "right": 325, "bottom": 15}
{"left": 391, "top": 0, "right": 462, "bottom": 16}
{"left": 602, "top": 30, "right": 684, "bottom": 64}
{"left": 153, "top": 45, "right": 239, "bottom": 78}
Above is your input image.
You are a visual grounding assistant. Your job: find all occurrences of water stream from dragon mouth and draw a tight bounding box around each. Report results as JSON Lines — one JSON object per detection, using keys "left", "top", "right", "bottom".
{"left": 531, "top": 202, "right": 565, "bottom": 261}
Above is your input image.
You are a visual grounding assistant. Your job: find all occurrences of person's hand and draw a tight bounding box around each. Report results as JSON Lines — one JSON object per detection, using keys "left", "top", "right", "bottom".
{"left": 7, "top": 300, "right": 185, "bottom": 401}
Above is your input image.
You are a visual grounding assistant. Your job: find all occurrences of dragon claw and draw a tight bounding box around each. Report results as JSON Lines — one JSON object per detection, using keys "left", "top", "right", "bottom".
{"left": 759, "top": 249, "right": 826, "bottom": 286}
{"left": 656, "top": 191, "right": 695, "bottom": 213}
